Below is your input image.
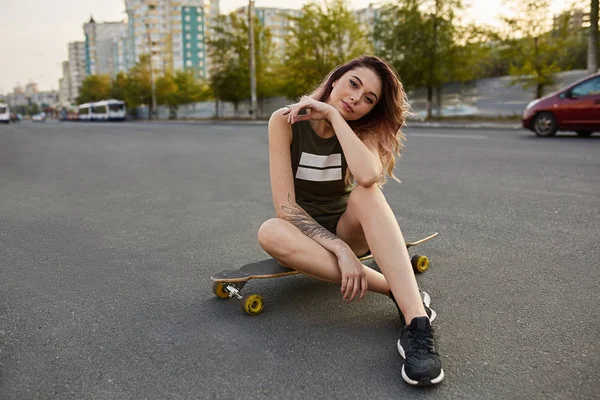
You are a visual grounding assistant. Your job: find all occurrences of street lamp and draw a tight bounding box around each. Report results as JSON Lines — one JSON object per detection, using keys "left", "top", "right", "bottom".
{"left": 248, "top": 0, "right": 258, "bottom": 120}
{"left": 145, "top": 22, "right": 158, "bottom": 120}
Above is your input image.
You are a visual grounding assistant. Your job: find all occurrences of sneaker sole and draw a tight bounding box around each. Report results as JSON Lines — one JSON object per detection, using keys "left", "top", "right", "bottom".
{"left": 427, "top": 308, "right": 437, "bottom": 323}
{"left": 420, "top": 290, "right": 431, "bottom": 308}
{"left": 397, "top": 341, "right": 445, "bottom": 386}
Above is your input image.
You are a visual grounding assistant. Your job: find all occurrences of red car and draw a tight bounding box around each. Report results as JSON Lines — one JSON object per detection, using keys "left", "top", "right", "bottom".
{"left": 522, "top": 72, "right": 600, "bottom": 137}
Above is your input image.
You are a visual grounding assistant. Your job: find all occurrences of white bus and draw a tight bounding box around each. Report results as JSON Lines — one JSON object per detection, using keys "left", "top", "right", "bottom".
{"left": 77, "top": 103, "right": 92, "bottom": 121}
{"left": 91, "top": 100, "right": 126, "bottom": 121}
{"left": 0, "top": 102, "right": 10, "bottom": 124}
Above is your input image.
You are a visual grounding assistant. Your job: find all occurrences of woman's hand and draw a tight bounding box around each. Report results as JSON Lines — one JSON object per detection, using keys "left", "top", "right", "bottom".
{"left": 283, "top": 96, "right": 338, "bottom": 125}
{"left": 336, "top": 251, "right": 368, "bottom": 302}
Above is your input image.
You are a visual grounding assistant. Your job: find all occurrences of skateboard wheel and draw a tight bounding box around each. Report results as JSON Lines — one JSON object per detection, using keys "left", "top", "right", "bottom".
{"left": 411, "top": 255, "right": 429, "bottom": 273}
{"left": 212, "top": 282, "right": 230, "bottom": 299}
{"left": 241, "top": 294, "right": 264, "bottom": 316}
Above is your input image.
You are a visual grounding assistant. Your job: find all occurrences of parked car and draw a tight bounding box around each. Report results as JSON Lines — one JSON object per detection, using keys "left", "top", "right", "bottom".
{"left": 0, "top": 102, "right": 10, "bottom": 124}
{"left": 31, "top": 112, "right": 46, "bottom": 122}
{"left": 522, "top": 72, "right": 600, "bottom": 137}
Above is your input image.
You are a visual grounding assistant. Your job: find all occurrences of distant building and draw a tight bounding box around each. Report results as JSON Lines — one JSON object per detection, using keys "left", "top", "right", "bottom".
{"left": 354, "top": 4, "right": 380, "bottom": 47}
{"left": 68, "top": 41, "right": 87, "bottom": 102}
{"left": 6, "top": 82, "right": 59, "bottom": 108}
{"left": 233, "top": 4, "right": 379, "bottom": 59}
{"left": 83, "top": 17, "right": 128, "bottom": 76}
{"left": 233, "top": 6, "right": 302, "bottom": 59}
{"left": 124, "top": 0, "right": 219, "bottom": 79}
{"left": 58, "top": 61, "right": 71, "bottom": 106}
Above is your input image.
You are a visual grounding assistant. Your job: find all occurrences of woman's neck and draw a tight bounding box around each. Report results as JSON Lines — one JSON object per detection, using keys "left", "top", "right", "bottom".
{"left": 310, "top": 119, "right": 335, "bottom": 139}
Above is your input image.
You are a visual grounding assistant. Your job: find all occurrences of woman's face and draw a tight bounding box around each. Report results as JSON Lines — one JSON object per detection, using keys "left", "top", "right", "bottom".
{"left": 329, "top": 67, "right": 382, "bottom": 121}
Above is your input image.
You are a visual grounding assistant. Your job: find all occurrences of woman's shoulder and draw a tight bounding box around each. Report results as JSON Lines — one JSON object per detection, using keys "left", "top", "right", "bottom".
{"left": 269, "top": 107, "right": 290, "bottom": 124}
{"left": 268, "top": 107, "right": 293, "bottom": 143}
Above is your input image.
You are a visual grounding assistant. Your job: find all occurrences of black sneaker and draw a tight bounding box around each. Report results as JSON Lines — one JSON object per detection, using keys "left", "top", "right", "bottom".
{"left": 397, "top": 316, "right": 444, "bottom": 386}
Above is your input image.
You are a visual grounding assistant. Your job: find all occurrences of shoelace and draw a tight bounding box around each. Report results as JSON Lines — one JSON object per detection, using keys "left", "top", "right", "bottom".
{"left": 407, "top": 328, "right": 437, "bottom": 355}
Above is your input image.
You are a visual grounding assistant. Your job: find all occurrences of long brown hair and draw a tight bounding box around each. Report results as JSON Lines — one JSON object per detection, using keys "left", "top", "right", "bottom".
{"left": 310, "top": 55, "right": 410, "bottom": 185}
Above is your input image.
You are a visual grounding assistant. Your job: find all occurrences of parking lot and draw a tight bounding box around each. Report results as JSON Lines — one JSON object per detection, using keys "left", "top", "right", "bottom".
{"left": 1, "top": 121, "right": 598, "bottom": 399}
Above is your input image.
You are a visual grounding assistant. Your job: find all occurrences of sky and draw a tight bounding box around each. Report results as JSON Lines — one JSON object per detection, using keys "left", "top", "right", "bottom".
{"left": 0, "top": 0, "right": 572, "bottom": 94}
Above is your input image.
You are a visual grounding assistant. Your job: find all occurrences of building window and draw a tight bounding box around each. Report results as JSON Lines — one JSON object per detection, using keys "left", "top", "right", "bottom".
{"left": 185, "top": 15, "right": 190, "bottom": 22}
{"left": 186, "top": 60, "right": 192, "bottom": 66}
{"left": 197, "top": 34, "right": 203, "bottom": 40}
{"left": 186, "top": 33, "right": 191, "bottom": 39}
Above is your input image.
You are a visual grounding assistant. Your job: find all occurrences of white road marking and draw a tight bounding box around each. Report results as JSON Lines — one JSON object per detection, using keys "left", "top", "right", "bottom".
{"left": 409, "top": 133, "right": 487, "bottom": 139}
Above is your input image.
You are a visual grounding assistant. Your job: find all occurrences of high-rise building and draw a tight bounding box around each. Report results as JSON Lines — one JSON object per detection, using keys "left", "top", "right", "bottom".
{"left": 83, "top": 17, "right": 128, "bottom": 76}
{"left": 58, "top": 61, "right": 71, "bottom": 106}
{"left": 124, "top": 0, "right": 219, "bottom": 79}
{"left": 68, "top": 41, "right": 86, "bottom": 102}
{"left": 234, "top": 6, "right": 302, "bottom": 59}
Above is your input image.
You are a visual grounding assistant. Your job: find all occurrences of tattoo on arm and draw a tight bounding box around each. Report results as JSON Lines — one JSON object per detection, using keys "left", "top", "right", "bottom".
{"left": 281, "top": 194, "right": 339, "bottom": 240}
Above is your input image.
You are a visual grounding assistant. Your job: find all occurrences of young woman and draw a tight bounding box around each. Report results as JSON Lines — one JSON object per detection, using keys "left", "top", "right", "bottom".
{"left": 257, "top": 55, "right": 444, "bottom": 386}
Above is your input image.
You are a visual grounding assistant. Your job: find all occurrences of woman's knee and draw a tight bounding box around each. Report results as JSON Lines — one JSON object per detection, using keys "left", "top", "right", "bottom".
{"left": 257, "top": 218, "right": 294, "bottom": 256}
{"left": 348, "top": 184, "right": 386, "bottom": 211}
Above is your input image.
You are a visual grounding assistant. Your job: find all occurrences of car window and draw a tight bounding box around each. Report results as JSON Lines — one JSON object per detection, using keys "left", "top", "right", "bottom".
{"left": 571, "top": 77, "right": 600, "bottom": 97}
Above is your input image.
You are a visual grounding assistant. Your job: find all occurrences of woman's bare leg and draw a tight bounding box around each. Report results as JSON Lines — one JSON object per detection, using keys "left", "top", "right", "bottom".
{"left": 257, "top": 218, "right": 391, "bottom": 294}
{"left": 336, "top": 185, "right": 426, "bottom": 324}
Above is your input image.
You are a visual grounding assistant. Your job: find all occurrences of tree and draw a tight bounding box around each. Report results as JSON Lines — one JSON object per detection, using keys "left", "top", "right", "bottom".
{"left": 77, "top": 74, "right": 111, "bottom": 104}
{"left": 281, "top": 0, "right": 372, "bottom": 100}
{"left": 123, "top": 55, "right": 153, "bottom": 116}
{"left": 110, "top": 72, "right": 128, "bottom": 101}
{"left": 156, "top": 73, "right": 179, "bottom": 119}
{"left": 207, "top": 12, "right": 276, "bottom": 115}
{"left": 374, "top": 0, "right": 466, "bottom": 119}
{"left": 501, "top": 0, "right": 564, "bottom": 99}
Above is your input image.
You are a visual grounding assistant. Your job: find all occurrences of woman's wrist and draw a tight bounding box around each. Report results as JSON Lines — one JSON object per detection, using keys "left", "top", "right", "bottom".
{"left": 333, "top": 242, "right": 355, "bottom": 259}
{"left": 325, "top": 105, "right": 341, "bottom": 123}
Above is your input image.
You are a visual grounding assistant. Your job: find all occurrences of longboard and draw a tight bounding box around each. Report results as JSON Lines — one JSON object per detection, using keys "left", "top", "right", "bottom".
{"left": 211, "top": 232, "right": 438, "bottom": 315}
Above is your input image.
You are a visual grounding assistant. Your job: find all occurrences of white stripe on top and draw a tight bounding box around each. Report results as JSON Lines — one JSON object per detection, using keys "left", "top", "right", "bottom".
{"left": 299, "top": 152, "right": 341, "bottom": 168}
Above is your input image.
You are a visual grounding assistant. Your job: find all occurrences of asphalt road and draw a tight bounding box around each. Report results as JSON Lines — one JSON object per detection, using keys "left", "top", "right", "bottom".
{"left": 1, "top": 121, "right": 598, "bottom": 399}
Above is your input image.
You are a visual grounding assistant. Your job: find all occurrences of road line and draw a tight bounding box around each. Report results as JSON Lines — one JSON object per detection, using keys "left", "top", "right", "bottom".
{"left": 408, "top": 132, "right": 488, "bottom": 139}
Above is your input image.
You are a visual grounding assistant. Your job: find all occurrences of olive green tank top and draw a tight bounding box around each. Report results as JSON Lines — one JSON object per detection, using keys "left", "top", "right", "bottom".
{"left": 290, "top": 121, "right": 354, "bottom": 232}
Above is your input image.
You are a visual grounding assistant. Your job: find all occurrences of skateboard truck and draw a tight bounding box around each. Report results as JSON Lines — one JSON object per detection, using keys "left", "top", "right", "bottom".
{"left": 212, "top": 281, "right": 264, "bottom": 316}
{"left": 222, "top": 283, "right": 242, "bottom": 300}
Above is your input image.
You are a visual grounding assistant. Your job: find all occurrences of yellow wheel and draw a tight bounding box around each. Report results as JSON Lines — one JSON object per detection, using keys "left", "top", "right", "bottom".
{"left": 212, "top": 282, "right": 230, "bottom": 299}
{"left": 411, "top": 255, "right": 429, "bottom": 273}
{"left": 241, "top": 294, "right": 264, "bottom": 316}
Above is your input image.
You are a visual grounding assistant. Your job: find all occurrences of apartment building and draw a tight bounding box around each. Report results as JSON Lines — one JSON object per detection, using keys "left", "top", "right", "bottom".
{"left": 58, "top": 61, "right": 71, "bottom": 106}
{"left": 68, "top": 41, "right": 87, "bottom": 102}
{"left": 124, "top": 0, "right": 219, "bottom": 79}
{"left": 6, "top": 82, "right": 59, "bottom": 108}
{"left": 233, "top": 6, "right": 302, "bottom": 59}
{"left": 83, "top": 17, "right": 128, "bottom": 76}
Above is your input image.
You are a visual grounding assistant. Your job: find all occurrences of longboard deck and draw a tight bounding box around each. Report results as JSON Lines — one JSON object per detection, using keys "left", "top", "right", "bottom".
{"left": 211, "top": 232, "right": 437, "bottom": 283}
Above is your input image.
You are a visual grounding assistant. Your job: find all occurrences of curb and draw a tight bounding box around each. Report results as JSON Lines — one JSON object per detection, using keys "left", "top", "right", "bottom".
{"left": 130, "top": 119, "right": 522, "bottom": 130}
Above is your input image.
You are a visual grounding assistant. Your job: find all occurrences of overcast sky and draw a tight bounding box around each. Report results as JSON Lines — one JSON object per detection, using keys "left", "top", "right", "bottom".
{"left": 0, "top": 0, "right": 569, "bottom": 94}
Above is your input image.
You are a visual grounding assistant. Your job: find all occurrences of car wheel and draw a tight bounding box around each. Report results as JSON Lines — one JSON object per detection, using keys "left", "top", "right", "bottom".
{"left": 532, "top": 112, "right": 558, "bottom": 137}
{"left": 576, "top": 131, "right": 593, "bottom": 137}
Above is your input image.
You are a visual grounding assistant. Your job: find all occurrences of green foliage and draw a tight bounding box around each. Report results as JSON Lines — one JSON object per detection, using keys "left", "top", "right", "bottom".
{"left": 110, "top": 72, "right": 128, "bottom": 101}
{"left": 374, "top": 0, "right": 466, "bottom": 118}
{"left": 280, "top": 0, "right": 372, "bottom": 100}
{"left": 123, "top": 55, "right": 153, "bottom": 111}
{"left": 156, "top": 70, "right": 212, "bottom": 118}
{"left": 77, "top": 74, "right": 111, "bottom": 104}
{"left": 207, "top": 11, "right": 277, "bottom": 107}
{"left": 501, "top": 0, "right": 565, "bottom": 98}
